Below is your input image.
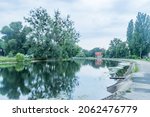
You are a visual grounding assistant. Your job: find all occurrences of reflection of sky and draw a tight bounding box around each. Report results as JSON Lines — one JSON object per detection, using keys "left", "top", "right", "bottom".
{"left": 0, "top": 76, "right": 2, "bottom": 82}
{"left": 72, "top": 65, "right": 116, "bottom": 99}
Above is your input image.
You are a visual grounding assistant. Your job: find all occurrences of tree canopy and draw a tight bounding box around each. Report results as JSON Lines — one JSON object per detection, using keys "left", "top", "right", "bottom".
{"left": 0, "top": 7, "right": 80, "bottom": 59}
{"left": 106, "top": 38, "right": 129, "bottom": 58}
{"left": 24, "top": 7, "right": 80, "bottom": 59}
{"left": 127, "top": 12, "right": 150, "bottom": 58}
{"left": 106, "top": 12, "right": 150, "bottom": 59}
{"left": 0, "top": 22, "right": 31, "bottom": 56}
{"left": 1, "top": 9, "right": 150, "bottom": 59}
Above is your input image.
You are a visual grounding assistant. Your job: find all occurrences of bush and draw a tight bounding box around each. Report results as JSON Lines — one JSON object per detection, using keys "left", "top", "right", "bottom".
{"left": 16, "top": 53, "right": 25, "bottom": 62}
{"left": 129, "top": 55, "right": 140, "bottom": 59}
{"left": 133, "top": 64, "right": 139, "bottom": 72}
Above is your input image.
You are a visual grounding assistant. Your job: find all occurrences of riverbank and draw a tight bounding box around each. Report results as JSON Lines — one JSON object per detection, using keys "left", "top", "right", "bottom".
{"left": 122, "top": 60, "right": 150, "bottom": 99}
{"left": 0, "top": 56, "right": 78, "bottom": 68}
{"left": 0, "top": 56, "right": 31, "bottom": 68}
{"left": 103, "top": 59, "right": 150, "bottom": 100}
{"left": 0, "top": 57, "right": 16, "bottom": 63}
{"left": 103, "top": 60, "right": 135, "bottom": 100}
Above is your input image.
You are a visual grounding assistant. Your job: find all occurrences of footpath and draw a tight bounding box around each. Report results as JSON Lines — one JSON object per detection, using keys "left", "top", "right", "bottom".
{"left": 123, "top": 60, "right": 150, "bottom": 99}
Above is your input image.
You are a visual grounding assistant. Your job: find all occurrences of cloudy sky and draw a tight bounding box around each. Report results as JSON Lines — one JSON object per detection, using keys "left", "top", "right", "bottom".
{"left": 0, "top": 0, "right": 150, "bottom": 50}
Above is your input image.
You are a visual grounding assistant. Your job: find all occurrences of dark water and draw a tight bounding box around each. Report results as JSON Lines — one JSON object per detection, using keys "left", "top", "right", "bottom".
{"left": 0, "top": 59, "right": 129, "bottom": 100}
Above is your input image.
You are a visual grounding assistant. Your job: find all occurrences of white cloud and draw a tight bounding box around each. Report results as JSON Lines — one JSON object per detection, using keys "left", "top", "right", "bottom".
{"left": 78, "top": 37, "right": 113, "bottom": 50}
{"left": 0, "top": 0, "right": 150, "bottom": 49}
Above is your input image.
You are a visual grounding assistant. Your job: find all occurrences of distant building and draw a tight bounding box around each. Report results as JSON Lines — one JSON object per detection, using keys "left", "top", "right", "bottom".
{"left": 95, "top": 52, "right": 103, "bottom": 58}
{"left": 0, "top": 48, "right": 4, "bottom": 56}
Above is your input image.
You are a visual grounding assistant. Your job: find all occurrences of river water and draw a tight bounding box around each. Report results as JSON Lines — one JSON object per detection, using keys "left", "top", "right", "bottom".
{"left": 0, "top": 59, "right": 129, "bottom": 100}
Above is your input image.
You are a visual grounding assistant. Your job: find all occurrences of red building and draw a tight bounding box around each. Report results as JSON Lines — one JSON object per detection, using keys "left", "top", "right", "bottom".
{"left": 95, "top": 52, "right": 102, "bottom": 58}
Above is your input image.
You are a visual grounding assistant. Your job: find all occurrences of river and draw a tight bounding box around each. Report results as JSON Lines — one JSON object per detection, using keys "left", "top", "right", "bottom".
{"left": 0, "top": 59, "right": 130, "bottom": 100}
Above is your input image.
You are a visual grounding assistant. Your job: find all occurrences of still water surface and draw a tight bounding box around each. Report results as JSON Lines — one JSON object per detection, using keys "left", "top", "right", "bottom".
{"left": 0, "top": 59, "right": 129, "bottom": 100}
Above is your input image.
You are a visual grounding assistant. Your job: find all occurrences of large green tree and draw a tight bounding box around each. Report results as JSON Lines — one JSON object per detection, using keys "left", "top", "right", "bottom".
{"left": 127, "top": 19, "right": 134, "bottom": 55}
{"left": 133, "top": 12, "right": 150, "bottom": 58}
{"left": 1, "top": 22, "right": 31, "bottom": 56}
{"left": 106, "top": 38, "right": 129, "bottom": 58}
{"left": 0, "top": 39, "right": 5, "bottom": 49}
{"left": 25, "top": 7, "right": 80, "bottom": 59}
{"left": 127, "top": 12, "right": 150, "bottom": 58}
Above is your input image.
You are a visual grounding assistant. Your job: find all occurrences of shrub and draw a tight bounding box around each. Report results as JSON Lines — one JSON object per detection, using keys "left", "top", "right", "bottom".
{"left": 16, "top": 53, "right": 25, "bottom": 62}
{"left": 129, "top": 55, "right": 139, "bottom": 59}
{"left": 133, "top": 64, "right": 139, "bottom": 72}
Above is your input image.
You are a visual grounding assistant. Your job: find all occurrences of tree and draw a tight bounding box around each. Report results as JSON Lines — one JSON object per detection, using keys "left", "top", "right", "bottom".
{"left": 1, "top": 22, "right": 31, "bottom": 56}
{"left": 127, "top": 12, "right": 150, "bottom": 58}
{"left": 0, "top": 39, "right": 5, "bottom": 49}
{"left": 25, "top": 7, "right": 80, "bottom": 59}
{"left": 127, "top": 19, "right": 134, "bottom": 55}
{"left": 106, "top": 38, "right": 129, "bottom": 58}
{"left": 133, "top": 12, "right": 150, "bottom": 58}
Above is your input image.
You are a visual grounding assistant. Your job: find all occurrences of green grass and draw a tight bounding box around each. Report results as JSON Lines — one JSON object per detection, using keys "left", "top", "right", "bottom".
{"left": 144, "top": 58, "right": 150, "bottom": 62}
{"left": 0, "top": 56, "right": 31, "bottom": 62}
{"left": 0, "top": 56, "right": 16, "bottom": 63}
{"left": 0, "top": 56, "right": 32, "bottom": 69}
{"left": 0, "top": 57, "right": 16, "bottom": 68}
{"left": 133, "top": 64, "right": 139, "bottom": 72}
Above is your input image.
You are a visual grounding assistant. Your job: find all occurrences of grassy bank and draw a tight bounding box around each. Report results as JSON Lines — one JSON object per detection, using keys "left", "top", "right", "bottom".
{"left": 0, "top": 56, "right": 31, "bottom": 69}
{"left": 0, "top": 56, "right": 31, "bottom": 64}
{"left": 0, "top": 57, "right": 16, "bottom": 63}
{"left": 0, "top": 57, "right": 17, "bottom": 68}
{"left": 143, "top": 58, "right": 150, "bottom": 62}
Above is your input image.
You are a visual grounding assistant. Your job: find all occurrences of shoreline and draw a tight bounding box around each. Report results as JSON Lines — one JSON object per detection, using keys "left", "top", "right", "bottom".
{"left": 103, "top": 59, "right": 150, "bottom": 100}
{"left": 102, "top": 61, "right": 135, "bottom": 100}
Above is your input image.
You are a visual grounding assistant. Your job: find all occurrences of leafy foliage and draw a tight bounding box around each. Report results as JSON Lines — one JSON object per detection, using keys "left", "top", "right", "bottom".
{"left": 127, "top": 12, "right": 150, "bottom": 58}
{"left": 24, "top": 7, "right": 80, "bottom": 59}
{"left": 0, "top": 7, "right": 80, "bottom": 59}
{"left": 127, "top": 19, "right": 134, "bottom": 55}
{"left": 16, "top": 53, "right": 25, "bottom": 62}
{"left": 106, "top": 38, "right": 129, "bottom": 58}
{"left": 0, "top": 22, "right": 31, "bottom": 56}
{"left": 106, "top": 12, "right": 150, "bottom": 59}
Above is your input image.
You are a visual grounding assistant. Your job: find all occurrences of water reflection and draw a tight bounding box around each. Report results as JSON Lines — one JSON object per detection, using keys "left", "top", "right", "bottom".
{"left": 0, "top": 61, "right": 80, "bottom": 99}
{"left": 0, "top": 60, "right": 127, "bottom": 100}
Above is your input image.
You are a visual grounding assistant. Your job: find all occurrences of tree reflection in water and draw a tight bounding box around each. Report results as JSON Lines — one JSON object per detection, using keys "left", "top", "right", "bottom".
{"left": 0, "top": 61, "right": 80, "bottom": 99}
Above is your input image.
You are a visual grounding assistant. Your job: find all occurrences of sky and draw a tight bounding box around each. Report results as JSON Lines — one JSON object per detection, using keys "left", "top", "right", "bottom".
{"left": 0, "top": 0, "right": 150, "bottom": 50}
